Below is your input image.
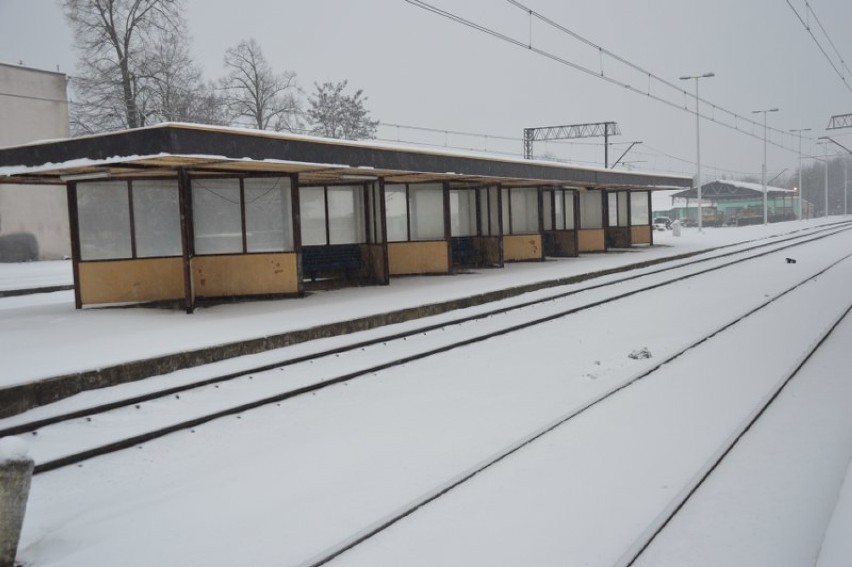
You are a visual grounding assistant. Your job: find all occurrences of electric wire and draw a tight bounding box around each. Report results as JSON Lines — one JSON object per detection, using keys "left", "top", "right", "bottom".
{"left": 402, "top": 0, "right": 806, "bottom": 156}
{"left": 785, "top": 0, "right": 852, "bottom": 96}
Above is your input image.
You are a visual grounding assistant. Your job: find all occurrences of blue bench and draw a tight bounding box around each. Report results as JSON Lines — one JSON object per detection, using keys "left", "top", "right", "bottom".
{"left": 302, "top": 244, "right": 363, "bottom": 280}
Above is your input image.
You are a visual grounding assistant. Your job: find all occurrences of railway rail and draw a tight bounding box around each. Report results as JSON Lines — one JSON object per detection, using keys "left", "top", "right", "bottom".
{"left": 618, "top": 292, "right": 852, "bottom": 566}
{"left": 2, "top": 222, "right": 849, "bottom": 477}
{"left": 303, "top": 246, "right": 852, "bottom": 567}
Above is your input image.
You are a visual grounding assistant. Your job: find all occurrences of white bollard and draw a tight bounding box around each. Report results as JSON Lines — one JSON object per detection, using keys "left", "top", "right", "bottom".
{"left": 672, "top": 219, "right": 682, "bottom": 237}
{"left": 0, "top": 437, "right": 33, "bottom": 567}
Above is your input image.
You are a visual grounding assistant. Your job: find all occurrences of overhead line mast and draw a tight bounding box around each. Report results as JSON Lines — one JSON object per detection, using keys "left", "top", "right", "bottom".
{"left": 523, "top": 121, "right": 620, "bottom": 166}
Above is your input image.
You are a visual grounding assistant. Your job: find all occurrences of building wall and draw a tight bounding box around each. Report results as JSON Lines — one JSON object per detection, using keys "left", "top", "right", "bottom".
{"left": 0, "top": 63, "right": 71, "bottom": 260}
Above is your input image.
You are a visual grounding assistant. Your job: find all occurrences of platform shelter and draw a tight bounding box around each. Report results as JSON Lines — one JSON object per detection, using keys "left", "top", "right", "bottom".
{"left": 0, "top": 124, "right": 688, "bottom": 311}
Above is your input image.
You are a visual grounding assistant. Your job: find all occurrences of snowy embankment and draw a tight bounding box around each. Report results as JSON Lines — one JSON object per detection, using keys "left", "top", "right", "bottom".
{"left": 0, "top": 218, "right": 843, "bottom": 389}
{"left": 10, "top": 222, "right": 852, "bottom": 567}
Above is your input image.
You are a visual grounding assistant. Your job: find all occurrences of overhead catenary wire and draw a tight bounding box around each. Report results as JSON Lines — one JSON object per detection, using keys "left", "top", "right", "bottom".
{"left": 785, "top": 0, "right": 852, "bottom": 96}
{"left": 503, "top": 0, "right": 814, "bottom": 146}
{"left": 402, "top": 0, "right": 807, "bottom": 157}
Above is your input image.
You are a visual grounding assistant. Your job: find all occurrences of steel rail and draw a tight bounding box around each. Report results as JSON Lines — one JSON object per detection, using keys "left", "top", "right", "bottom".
{"left": 19, "top": 225, "right": 851, "bottom": 475}
{"left": 4, "top": 222, "right": 848, "bottom": 441}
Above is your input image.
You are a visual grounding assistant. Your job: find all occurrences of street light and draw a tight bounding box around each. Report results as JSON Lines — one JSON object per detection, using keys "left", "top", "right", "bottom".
{"left": 752, "top": 107, "right": 779, "bottom": 224}
{"left": 816, "top": 139, "right": 830, "bottom": 217}
{"left": 790, "top": 128, "right": 812, "bottom": 220}
{"left": 680, "top": 72, "right": 714, "bottom": 232}
{"left": 819, "top": 136, "right": 852, "bottom": 217}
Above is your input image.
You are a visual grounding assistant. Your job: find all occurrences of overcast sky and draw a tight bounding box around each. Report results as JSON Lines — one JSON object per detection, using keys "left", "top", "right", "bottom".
{"left": 1, "top": 0, "right": 851, "bottom": 182}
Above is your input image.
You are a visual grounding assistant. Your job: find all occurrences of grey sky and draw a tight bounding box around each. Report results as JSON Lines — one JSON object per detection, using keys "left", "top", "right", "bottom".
{"left": 1, "top": 0, "right": 851, "bottom": 181}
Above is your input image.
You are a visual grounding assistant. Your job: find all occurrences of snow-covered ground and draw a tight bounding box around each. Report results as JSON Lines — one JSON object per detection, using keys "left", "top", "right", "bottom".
{"left": 2, "top": 217, "right": 851, "bottom": 567}
{"left": 0, "top": 218, "right": 843, "bottom": 388}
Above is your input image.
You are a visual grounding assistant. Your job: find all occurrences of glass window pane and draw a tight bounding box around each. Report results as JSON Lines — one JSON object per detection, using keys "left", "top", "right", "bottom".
{"left": 542, "top": 190, "right": 553, "bottom": 230}
{"left": 511, "top": 187, "right": 539, "bottom": 234}
{"left": 367, "top": 182, "right": 382, "bottom": 243}
{"left": 409, "top": 183, "right": 444, "bottom": 241}
{"left": 617, "top": 191, "right": 629, "bottom": 227}
{"left": 630, "top": 191, "right": 649, "bottom": 224}
{"left": 579, "top": 191, "right": 603, "bottom": 229}
{"left": 554, "top": 190, "right": 565, "bottom": 230}
{"left": 607, "top": 192, "right": 619, "bottom": 227}
{"left": 132, "top": 180, "right": 181, "bottom": 258}
{"left": 565, "top": 191, "right": 576, "bottom": 229}
{"left": 478, "top": 188, "right": 489, "bottom": 236}
{"left": 450, "top": 189, "right": 477, "bottom": 237}
{"left": 328, "top": 185, "right": 365, "bottom": 244}
{"left": 77, "top": 181, "right": 132, "bottom": 260}
{"left": 192, "top": 178, "right": 242, "bottom": 254}
{"left": 245, "top": 177, "right": 293, "bottom": 252}
{"left": 501, "top": 188, "right": 510, "bottom": 235}
{"left": 490, "top": 186, "right": 501, "bottom": 237}
{"left": 299, "top": 186, "right": 327, "bottom": 246}
{"left": 385, "top": 184, "right": 408, "bottom": 241}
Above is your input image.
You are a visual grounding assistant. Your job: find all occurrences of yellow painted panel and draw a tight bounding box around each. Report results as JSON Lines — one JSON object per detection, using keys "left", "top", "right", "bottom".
{"left": 79, "top": 257, "right": 184, "bottom": 305}
{"left": 192, "top": 253, "right": 299, "bottom": 297}
{"left": 632, "top": 225, "right": 652, "bottom": 245}
{"left": 578, "top": 229, "right": 606, "bottom": 252}
{"left": 503, "top": 234, "right": 542, "bottom": 261}
{"left": 388, "top": 241, "right": 449, "bottom": 275}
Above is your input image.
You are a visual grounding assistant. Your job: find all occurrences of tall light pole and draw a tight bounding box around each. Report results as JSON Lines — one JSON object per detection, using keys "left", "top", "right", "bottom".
{"left": 790, "top": 127, "right": 811, "bottom": 220}
{"left": 680, "top": 72, "right": 714, "bottom": 232}
{"left": 817, "top": 140, "right": 830, "bottom": 217}
{"left": 752, "top": 107, "right": 779, "bottom": 225}
{"left": 819, "top": 136, "right": 852, "bottom": 217}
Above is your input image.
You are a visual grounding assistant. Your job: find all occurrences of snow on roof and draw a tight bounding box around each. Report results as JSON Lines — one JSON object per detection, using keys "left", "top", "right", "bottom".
{"left": 707, "top": 179, "right": 794, "bottom": 194}
{"left": 0, "top": 122, "right": 690, "bottom": 187}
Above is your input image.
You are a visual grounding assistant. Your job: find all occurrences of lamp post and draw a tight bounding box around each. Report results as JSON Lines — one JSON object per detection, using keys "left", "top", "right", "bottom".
{"left": 752, "top": 108, "right": 779, "bottom": 225}
{"left": 790, "top": 128, "right": 811, "bottom": 220}
{"left": 680, "top": 72, "right": 714, "bottom": 232}
{"left": 817, "top": 140, "right": 830, "bottom": 217}
{"left": 819, "top": 136, "right": 852, "bottom": 216}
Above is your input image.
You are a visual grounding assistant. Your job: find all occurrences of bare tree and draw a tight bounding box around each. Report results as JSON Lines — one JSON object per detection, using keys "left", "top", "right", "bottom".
{"left": 142, "top": 22, "right": 204, "bottom": 123}
{"left": 63, "top": 0, "right": 190, "bottom": 133}
{"left": 307, "top": 80, "right": 378, "bottom": 140}
{"left": 220, "top": 39, "right": 301, "bottom": 131}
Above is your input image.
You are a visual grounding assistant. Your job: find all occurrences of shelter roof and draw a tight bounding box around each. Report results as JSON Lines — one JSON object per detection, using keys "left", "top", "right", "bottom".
{"left": 0, "top": 123, "right": 690, "bottom": 190}
{"left": 672, "top": 179, "right": 795, "bottom": 200}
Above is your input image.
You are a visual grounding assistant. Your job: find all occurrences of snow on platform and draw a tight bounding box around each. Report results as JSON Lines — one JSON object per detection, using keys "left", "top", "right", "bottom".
{"left": 0, "top": 219, "right": 843, "bottom": 390}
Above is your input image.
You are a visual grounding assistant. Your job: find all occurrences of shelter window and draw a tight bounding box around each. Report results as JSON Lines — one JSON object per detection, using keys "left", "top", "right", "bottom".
{"left": 76, "top": 180, "right": 181, "bottom": 261}
{"left": 477, "top": 186, "right": 501, "bottom": 237}
{"left": 245, "top": 177, "right": 294, "bottom": 252}
{"left": 500, "top": 187, "right": 540, "bottom": 235}
{"left": 543, "top": 188, "right": 576, "bottom": 231}
{"left": 299, "top": 184, "right": 366, "bottom": 246}
{"left": 607, "top": 191, "right": 630, "bottom": 227}
{"left": 193, "top": 176, "right": 294, "bottom": 255}
{"left": 450, "top": 189, "right": 478, "bottom": 237}
{"left": 579, "top": 191, "right": 603, "bottom": 229}
{"left": 630, "top": 191, "right": 650, "bottom": 225}
{"left": 385, "top": 183, "right": 445, "bottom": 242}
{"left": 133, "top": 180, "right": 182, "bottom": 257}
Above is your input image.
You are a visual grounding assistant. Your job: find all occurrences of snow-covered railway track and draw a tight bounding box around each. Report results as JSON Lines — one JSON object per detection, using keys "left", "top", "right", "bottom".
{"left": 619, "top": 284, "right": 852, "bottom": 567}
{"left": 2, "top": 224, "right": 851, "bottom": 476}
{"left": 304, "top": 247, "right": 852, "bottom": 567}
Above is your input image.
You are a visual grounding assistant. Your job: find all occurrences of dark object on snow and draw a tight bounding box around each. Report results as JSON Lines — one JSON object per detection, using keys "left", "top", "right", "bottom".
{"left": 785, "top": 257, "right": 797, "bottom": 264}
{"left": 628, "top": 347, "right": 652, "bottom": 360}
{"left": 0, "top": 233, "right": 39, "bottom": 262}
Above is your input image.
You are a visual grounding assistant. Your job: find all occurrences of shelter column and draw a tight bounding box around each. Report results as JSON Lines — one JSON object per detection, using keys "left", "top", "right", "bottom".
{"left": 65, "top": 182, "right": 82, "bottom": 310}
{"left": 177, "top": 168, "right": 195, "bottom": 314}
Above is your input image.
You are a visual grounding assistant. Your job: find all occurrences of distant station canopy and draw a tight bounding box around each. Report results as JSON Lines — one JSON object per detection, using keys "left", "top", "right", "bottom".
{"left": 0, "top": 123, "right": 690, "bottom": 312}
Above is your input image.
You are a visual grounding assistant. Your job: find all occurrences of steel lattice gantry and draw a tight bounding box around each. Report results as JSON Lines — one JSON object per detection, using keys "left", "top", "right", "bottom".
{"left": 827, "top": 113, "right": 852, "bottom": 130}
{"left": 523, "top": 121, "right": 621, "bottom": 165}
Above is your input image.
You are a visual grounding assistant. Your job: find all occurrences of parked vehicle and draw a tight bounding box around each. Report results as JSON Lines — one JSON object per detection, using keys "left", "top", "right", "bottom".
{"left": 653, "top": 217, "right": 672, "bottom": 230}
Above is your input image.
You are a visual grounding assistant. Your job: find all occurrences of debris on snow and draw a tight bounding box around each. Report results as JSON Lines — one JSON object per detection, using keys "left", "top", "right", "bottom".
{"left": 628, "top": 347, "right": 652, "bottom": 360}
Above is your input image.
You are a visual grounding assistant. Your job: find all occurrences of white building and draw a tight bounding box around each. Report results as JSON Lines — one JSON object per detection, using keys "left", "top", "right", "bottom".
{"left": 0, "top": 62, "right": 71, "bottom": 259}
